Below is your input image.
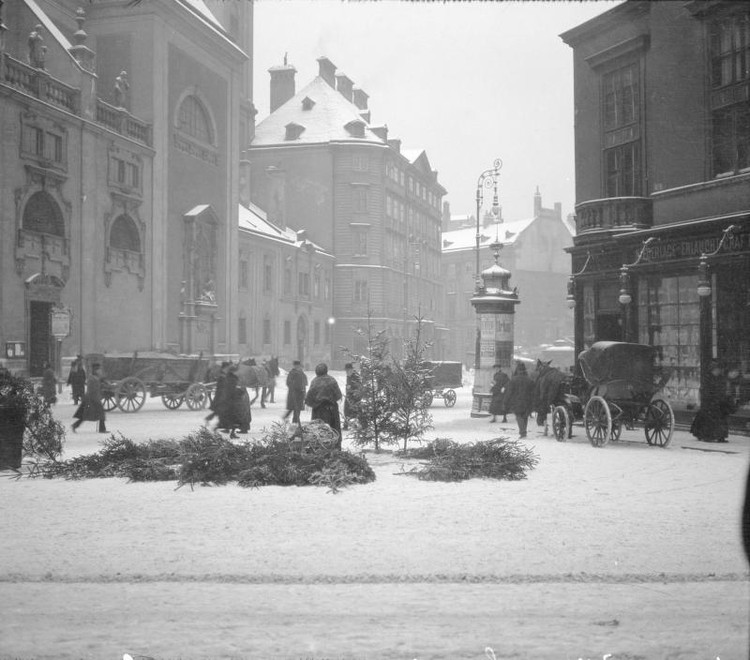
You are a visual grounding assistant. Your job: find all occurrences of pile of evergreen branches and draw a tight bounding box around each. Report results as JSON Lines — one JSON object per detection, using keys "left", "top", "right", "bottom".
{"left": 36, "top": 424, "right": 375, "bottom": 492}
{"left": 396, "top": 437, "right": 539, "bottom": 482}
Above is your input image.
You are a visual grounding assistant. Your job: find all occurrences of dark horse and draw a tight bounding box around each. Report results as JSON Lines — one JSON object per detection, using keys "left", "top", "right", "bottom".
{"left": 532, "top": 359, "right": 568, "bottom": 434}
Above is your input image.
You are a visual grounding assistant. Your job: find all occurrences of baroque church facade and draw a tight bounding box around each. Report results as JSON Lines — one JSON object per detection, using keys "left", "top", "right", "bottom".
{"left": 0, "top": 0, "right": 252, "bottom": 375}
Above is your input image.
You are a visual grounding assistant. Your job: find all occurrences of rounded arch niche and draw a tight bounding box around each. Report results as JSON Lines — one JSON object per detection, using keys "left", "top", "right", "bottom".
{"left": 109, "top": 214, "right": 141, "bottom": 253}
{"left": 175, "top": 91, "right": 216, "bottom": 146}
{"left": 23, "top": 191, "right": 64, "bottom": 236}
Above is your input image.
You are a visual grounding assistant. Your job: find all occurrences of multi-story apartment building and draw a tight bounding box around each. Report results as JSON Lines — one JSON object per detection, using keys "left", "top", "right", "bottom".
{"left": 246, "top": 57, "right": 447, "bottom": 366}
{"left": 561, "top": 0, "right": 750, "bottom": 431}
{"left": 441, "top": 189, "right": 574, "bottom": 365}
{"left": 237, "top": 200, "right": 334, "bottom": 369}
{"left": 0, "top": 0, "right": 251, "bottom": 375}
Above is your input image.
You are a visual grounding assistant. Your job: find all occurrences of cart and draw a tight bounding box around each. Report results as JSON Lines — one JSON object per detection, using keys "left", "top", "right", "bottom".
{"left": 85, "top": 351, "right": 212, "bottom": 413}
{"left": 422, "top": 361, "right": 463, "bottom": 407}
{"left": 565, "top": 341, "right": 674, "bottom": 448}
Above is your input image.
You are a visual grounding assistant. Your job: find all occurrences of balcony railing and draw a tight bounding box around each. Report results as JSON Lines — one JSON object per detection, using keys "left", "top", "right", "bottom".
{"left": 3, "top": 56, "right": 79, "bottom": 113}
{"left": 1, "top": 55, "right": 151, "bottom": 147}
{"left": 574, "top": 196, "right": 653, "bottom": 235}
{"left": 96, "top": 99, "right": 152, "bottom": 146}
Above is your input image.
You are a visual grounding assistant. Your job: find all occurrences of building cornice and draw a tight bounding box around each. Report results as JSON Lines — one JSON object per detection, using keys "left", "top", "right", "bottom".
{"left": 560, "top": 1, "right": 649, "bottom": 48}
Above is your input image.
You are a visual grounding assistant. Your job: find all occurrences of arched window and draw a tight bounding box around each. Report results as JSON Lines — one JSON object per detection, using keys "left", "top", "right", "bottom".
{"left": 110, "top": 214, "right": 140, "bottom": 252}
{"left": 23, "top": 191, "right": 64, "bottom": 236}
{"left": 177, "top": 95, "right": 212, "bottom": 144}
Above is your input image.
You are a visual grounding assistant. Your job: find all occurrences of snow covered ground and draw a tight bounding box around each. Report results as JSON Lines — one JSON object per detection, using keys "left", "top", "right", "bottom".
{"left": 1, "top": 373, "right": 748, "bottom": 659}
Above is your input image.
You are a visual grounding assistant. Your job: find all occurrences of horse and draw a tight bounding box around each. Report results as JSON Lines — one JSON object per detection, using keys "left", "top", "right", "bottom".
{"left": 235, "top": 358, "right": 269, "bottom": 406}
{"left": 532, "top": 359, "right": 568, "bottom": 434}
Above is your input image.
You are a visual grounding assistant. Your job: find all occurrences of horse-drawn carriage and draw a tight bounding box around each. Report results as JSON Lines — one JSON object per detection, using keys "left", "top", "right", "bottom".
{"left": 422, "top": 361, "right": 463, "bottom": 407}
{"left": 545, "top": 341, "right": 675, "bottom": 448}
{"left": 85, "top": 352, "right": 212, "bottom": 413}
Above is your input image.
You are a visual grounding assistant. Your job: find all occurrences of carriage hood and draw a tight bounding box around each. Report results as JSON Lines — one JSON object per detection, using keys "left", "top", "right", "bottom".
{"left": 578, "top": 342, "right": 656, "bottom": 388}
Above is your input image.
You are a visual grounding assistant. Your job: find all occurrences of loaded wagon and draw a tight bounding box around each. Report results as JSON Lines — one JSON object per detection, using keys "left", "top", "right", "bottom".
{"left": 85, "top": 351, "right": 212, "bottom": 413}
{"left": 423, "top": 361, "right": 463, "bottom": 407}
{"left": 550, "top": 341, "right": 674, "bottom": 447}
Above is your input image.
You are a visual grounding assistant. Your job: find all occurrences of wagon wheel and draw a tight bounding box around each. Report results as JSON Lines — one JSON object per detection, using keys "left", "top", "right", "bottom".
{"left": 443, "top": 389, "right": 457, "bottom": 407}
{"left": 611, "top": 420, "right": 623, "bottom": 441}
{"left": 552, "top": 405, "right": 570, "bottom": 442}
{"left": 116, "top": 376, "right": 146, "bottom": 413}
{"left": 101, "top": 389, "right": 118, "bottom": 412}
{"left": 584, "top": 395, "right": 612, "bottom": 447}
{"left": 161, "top": 392, "right": 184, "bottom": 410}
{"left": 185, "top": 383, "right": 209, "bottom": 410}
{"left": 644, "top": 398, "right": 674, "bottom": 447}
{"left": 422, "top": 391, "right": 434, "bottom": 407}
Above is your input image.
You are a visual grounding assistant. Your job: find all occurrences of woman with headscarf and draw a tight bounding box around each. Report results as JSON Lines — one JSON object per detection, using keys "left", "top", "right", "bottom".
{"left": 304, "top": 363, "right": 343, "bottom": 448}
{"left": 690, "top": 361, "right": 735, "bottom": 443}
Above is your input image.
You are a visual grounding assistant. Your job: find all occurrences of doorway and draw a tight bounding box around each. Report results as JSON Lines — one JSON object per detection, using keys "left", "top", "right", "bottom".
{"left": 29, "top": 301, "right": 53, "bottom": 376}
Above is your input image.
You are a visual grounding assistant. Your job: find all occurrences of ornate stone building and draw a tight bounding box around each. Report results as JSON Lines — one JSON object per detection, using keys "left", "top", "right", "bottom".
{"left": 246, "top": 57, "right": 447, "bottom": 366}
{"left": 0, "top": 0, "right": 252, "bottom": 375}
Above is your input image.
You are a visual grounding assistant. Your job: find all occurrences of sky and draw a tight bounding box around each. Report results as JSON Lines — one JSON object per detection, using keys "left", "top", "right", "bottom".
{"left": 252, "top": 0, "right": 621, "bottom": 223}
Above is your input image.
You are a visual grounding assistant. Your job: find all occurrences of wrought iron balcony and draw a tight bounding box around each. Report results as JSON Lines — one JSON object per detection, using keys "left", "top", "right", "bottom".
{"left": 574, "top": 197, "right": 653, "bottom": 235}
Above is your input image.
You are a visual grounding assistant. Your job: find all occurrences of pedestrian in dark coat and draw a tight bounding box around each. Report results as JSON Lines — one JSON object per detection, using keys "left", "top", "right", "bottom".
{"left": 217, "top": 367, "right": 250, "bottom": 438}
{"left": 343, "top": 362, "right": 362, "bottom": 430}
{"left": 305, "top": 363, "right": 343, "bottom": 448}
{"left": 260, "top": 359, "right": 275, "bottom": 408}
{"left": 284, "top": 360, "right": 308, "bottom": 424}
{"left": 504, "top": 362, "right": 535, "bottom": 438}
{"left": 205, "top": 361, "right": 231, "bottom": 427}
{"left": 489, "top": 364, "right": 509, "bottom": 423}
{"left": 67, "top": 358, "right": 86, "bottom": 405}
{"left": 72, "top": 363, "right": 107, "bottom": 433}
{"left": 690, "top": 361, "right": 735, "bottom": 443}
{"left": 40, "top": 362, "right": 57, "bottom": 405}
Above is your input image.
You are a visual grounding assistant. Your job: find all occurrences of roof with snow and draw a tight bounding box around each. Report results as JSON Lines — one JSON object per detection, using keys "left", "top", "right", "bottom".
{"left": 252, "top": 77, "right": 386, "bottom": 147}
{"left": 238, "top": 203, "right": 332, "bottom": 256}
{"left": 441, "top": 218, "right": 536, "bottom": 253}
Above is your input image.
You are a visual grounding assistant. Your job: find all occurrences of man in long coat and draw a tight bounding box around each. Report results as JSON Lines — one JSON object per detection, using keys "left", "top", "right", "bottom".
{"left": 489, "top": 364, "right": 509, "bottom": 423}
{"left": 305, "top": 363, "right": 343, "bottom": 448}
{"left": 284, "top": 360, "right": 307, "bottom": 424}
{"left": 71, "top": 363, "right": 107, "bottom": 433}
{"left": 504, "top": 362, "right": 535, "bottom": 438}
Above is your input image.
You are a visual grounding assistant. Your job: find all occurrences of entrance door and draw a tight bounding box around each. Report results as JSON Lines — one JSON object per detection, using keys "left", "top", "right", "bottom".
{"left": 29, "top": 301, "right": 53, "bottom": 376}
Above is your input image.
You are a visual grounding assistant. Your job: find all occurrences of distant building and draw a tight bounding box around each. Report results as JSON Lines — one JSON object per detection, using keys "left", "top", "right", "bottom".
{"left": 0, "top": 0, "right": 252, "bottom": 374}
{"left": 561, "top": 0, "right": 750, "bottom": 431}
{"left": 246, "top": 57, "right": 447, "bottom": 366}
{"left": 237, "top": 201, "right": 334, "bottom": 369}
{"left": 441, "top": 189, "right": 574, "bottom": 365}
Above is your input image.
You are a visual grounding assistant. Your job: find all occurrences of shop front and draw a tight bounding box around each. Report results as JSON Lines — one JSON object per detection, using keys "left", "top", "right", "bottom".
{"left": 569, "top": 219, "right": 750, "bottom": 434}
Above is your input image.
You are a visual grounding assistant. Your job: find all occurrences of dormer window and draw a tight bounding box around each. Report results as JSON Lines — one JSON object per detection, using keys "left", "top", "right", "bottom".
{"left": 345, "top": 119, "right": 365, "bottom": 138}
{"left": 285, "top": 122, "right": 305, "bottom": 140}
{"left": 301, "top": 96, "right": 316, "bottom": 111}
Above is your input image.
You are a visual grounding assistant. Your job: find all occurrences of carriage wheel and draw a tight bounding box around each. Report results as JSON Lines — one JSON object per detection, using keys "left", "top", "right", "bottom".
{"left": 552, "top": 406, "right": 570, "bottom": 442}
{"left": 611, "top": 420, "right": 623, "bottom": 442}
{"left": 584, "top": 396, "right": 612, "bottom": 447}
{"left": 161, "top": 392, "right": 184, "bottom": 410}
{"left": 443, "top": 389, "right": 457, "bottom": 407}
{"left": 185, "top": 383, "right": 209, "bottom": 410}
{"left": 101, "top": 390, "right": 118, "bottom": 412}
{"left": 644, "top": 398, "right": 674, "bottom": 447}
{"left": 422, "top": 391, "right": 434, "bottom": 407}
{"left": 116, "top": 377, "right": 146, "bottom": 413}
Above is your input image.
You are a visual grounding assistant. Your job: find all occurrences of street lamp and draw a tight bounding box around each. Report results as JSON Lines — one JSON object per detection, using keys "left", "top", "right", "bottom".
{"left": 327, "top": 316, "right": 335, "bottom": 365}
{"left": 617, "top": 237, "right": 659, "bottom": 306}
{"left": 566, "top": 251, "right": 592, "bottom": 309}
{"left": 475, "top": 159, "right": 502, "bottom": 283}
{"left": 695, "top": 224, "right": 739, "bottom": 298}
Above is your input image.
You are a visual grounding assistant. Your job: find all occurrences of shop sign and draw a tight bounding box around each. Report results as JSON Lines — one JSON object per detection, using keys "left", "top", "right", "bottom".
{"left": 641, "top": 230, "right": 748, "bottom": 263}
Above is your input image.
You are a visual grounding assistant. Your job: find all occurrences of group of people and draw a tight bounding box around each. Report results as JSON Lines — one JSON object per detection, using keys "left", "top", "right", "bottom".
{"left": 488, "top": 362, "right": 535, "bottom": 438}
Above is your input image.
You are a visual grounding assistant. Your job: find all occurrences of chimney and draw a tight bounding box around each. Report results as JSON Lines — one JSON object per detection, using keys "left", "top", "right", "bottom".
{"left": 533, "top": 186, "right": 542, "bottom": 217}
{"left": 442, "top": 201, "right": 451, "bottom": 232}
{"left": 269, "top": 59, "right": 296, "bottom": 113}
{"left": 335, "top": 72, "right": 354, "bottom": 102}
{"left": 317, "top": 56, "right": 336, "bottom": 88}
{"left": 387, "top": 138, "right": 401, "bottom": 154}
{"left": 371, "top": 125, "right": 388, "bottom": 142}
{"left": 352, "top": 87, "right": 369, "bottom": 110}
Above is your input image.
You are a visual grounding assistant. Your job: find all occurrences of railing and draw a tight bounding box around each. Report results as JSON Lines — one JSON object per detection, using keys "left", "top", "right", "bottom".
{"left": 574, "top": 196, "right": 653, "bottom": 234}
{"left": 96, "top": 99, "right": 152, "bottom": 146}
{"left": 3, "top": 55, "right": 79, "bottom": 113}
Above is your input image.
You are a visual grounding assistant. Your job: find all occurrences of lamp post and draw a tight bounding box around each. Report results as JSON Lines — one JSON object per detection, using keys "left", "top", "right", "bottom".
{"left": 616, "top": 237, "right": 659, "bottom": 342}
{"left": 475, "top": 159, "right": 502, "bottom": 285}
{"left": 327, "top": 316, "right": 335, "bottom": 366}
